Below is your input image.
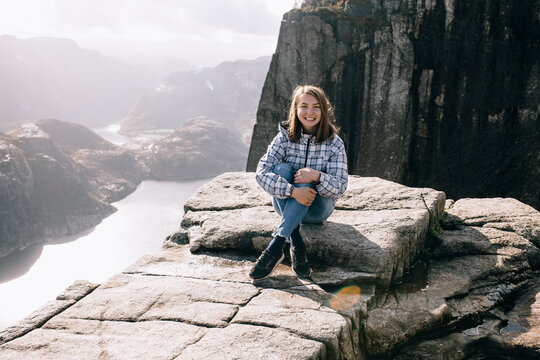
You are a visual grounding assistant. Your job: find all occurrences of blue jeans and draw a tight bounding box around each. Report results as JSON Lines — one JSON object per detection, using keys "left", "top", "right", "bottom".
{"left": 272, "top": 163, "right": 335, "bottom": 239}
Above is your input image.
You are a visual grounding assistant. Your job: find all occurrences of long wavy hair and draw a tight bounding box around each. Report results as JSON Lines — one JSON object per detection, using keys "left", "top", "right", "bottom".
{"left": 284, "top": 85, "right": 339, "bottom": 143}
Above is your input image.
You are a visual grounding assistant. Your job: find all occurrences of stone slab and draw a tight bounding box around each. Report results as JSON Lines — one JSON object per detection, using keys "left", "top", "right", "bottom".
{"left": 125, "top": 247, "right": 256, "bottom": 283}
{"left": 446, "top": 198, "right": 540, "bottom": 248}
{"left": 0, "top": 280, "right": 98, "bottom": 345}
{"left": 183, "top": 172, "right": 272, "bottom": 211}
{"left": 126, "top": 245, "right": 380, "bottom": 292}
{"left": 175, "top": 323, "right": 326, "bottom": 360}
{"left": 0, "top": 319, "right": 206, "bottom": 360}
{"left": 336, "top": 176, "right": 445, "bottom": 225}
{"left": 57, "top": 274, "right": 259, "bottom": 326}
{"left": 232, "top": 288, "right": 359, "bottom": 359}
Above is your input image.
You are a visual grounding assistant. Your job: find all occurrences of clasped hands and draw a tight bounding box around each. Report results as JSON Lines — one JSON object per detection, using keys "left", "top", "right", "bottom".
{"left": 291, "top": 167, "right": 320, "bottom": 206}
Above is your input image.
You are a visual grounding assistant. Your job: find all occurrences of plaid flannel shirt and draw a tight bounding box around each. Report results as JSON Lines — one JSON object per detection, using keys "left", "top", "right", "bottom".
{"left": 256, "top": 125, "right": 348, "bottom": 200}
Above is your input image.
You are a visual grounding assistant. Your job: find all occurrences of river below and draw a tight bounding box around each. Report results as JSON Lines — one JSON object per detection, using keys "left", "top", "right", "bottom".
{"left": 0, "top": 178, "right": 210, "bottom": 331}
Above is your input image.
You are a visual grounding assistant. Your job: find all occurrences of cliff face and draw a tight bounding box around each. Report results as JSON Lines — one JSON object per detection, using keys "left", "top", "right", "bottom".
{"left": 246, "top": 0, "right": 540, "bottom": 209}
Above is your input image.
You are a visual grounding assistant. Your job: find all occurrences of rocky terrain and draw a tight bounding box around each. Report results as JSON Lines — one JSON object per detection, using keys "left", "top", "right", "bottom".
{"left": 0, "top": 172, "right": 538, "bottom": 359}
{"left": 246, "top": 0, "right": 540, "bottom": 209}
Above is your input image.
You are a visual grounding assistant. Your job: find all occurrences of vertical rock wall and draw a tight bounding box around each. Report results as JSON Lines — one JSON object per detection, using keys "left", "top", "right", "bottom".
{"left": 246, "top": 0, "right": 539, "bottom": 209}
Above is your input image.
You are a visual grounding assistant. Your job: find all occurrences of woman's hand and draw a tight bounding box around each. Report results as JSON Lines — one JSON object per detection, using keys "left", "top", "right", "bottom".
{"left": 291, "top": 187, "right": 317, "bottom": 206}
{"left": 294, "top": 168, "right": 320, "bottom": 184}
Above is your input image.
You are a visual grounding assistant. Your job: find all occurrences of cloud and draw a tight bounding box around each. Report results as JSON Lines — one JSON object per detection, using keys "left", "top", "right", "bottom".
{"left": 0, "top": 0, "right": 295, "bottom": 66}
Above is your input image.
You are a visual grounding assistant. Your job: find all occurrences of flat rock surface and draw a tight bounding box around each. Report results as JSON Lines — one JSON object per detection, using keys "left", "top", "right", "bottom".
{"left": 446, "top": 198, "right": 540, "bottom": 248}
{"left": 0, "top": 244, "right": 374, "bottom": 360}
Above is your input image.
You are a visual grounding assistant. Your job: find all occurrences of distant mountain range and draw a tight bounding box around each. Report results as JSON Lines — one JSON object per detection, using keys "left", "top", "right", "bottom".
{"left": 0, "top": 35, "right": 270, "bottom": 144}
{"left": 0, "top": 118, "right": 248, "bottom": 258}
{"left": 0, "top": 35, "right": 150, "bottom": 130}
{"left": 121, "top": 56, "right": 271, "bottom": 142}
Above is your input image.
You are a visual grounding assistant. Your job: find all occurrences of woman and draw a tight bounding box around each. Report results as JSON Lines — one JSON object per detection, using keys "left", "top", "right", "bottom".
{"left": 249, "top": 85, "right": 348, "bottom": 280}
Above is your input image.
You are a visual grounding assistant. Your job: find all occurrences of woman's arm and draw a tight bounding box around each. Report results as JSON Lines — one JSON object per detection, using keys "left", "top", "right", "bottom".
{"left": 255, "top": 133, "right": 295, "bottom": 199}
{"left": 314, "top": 136, "right": 348, "bottom": 200}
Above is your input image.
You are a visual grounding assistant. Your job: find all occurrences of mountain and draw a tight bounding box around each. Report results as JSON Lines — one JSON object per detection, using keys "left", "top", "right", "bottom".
{"left": 246, "top": 0, "right": 540, "bottom": 209}
{"left": 120, "top": 56, "right": 271, "bottom": 143}
{"left": 0, "top": 35, "right": 149, "bottom": 131}
{"left": 0, "top": 116, "right": 247, "bottom": 258}
{"left": 121, "top": 56, "right": 196, "bottom": 84}
{"left": 136, "top": 117, "right": 248, "bottom": 181}
{"left": 0, "top": 123, "right": 117, "bottom": 258}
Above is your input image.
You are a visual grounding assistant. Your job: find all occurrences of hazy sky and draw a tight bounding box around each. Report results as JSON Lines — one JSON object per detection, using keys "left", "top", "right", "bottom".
{"left": 0, "top": 0, "right": 298, "bottom": 67}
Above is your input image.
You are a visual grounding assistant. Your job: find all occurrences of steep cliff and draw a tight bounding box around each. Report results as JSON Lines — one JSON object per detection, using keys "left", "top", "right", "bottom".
{"left": 246, "top": 0, "right": 539, "bottom": 209}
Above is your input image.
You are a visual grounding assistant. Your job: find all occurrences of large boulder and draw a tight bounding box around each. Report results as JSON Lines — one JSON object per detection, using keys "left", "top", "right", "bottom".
{"left": 179, "top": 171, "right": 446, "bottom": 288}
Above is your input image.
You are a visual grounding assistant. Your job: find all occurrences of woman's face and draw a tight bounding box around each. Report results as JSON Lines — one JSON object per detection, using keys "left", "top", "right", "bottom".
{"left": 296, "top": 93, "right": 321, "bottom": 133}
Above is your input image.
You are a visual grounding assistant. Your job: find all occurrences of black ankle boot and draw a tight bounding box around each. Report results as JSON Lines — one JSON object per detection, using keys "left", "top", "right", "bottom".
{"left": 290, "top": 245, "right": 312, "bottom": 278}
{"left": 249, "top": 250, "right": 285, "bottom": 280}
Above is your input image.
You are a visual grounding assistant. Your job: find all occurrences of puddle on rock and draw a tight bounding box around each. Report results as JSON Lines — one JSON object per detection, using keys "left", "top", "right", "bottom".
{"left": 389, "top": 260, "right": 429, "bottom": 294}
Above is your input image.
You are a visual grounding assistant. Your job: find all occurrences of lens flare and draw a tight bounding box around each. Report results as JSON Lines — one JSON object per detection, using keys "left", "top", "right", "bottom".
{"left": 329, "top": 285, "right": 362, "bottom": 311}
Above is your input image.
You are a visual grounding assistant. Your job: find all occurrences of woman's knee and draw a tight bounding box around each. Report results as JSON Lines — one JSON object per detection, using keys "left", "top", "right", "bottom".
{"left": 302, "top": 211, "right": 331, "bottom": 224}
{"left": 303, "top": 198, "right": 335, "bottom": 223}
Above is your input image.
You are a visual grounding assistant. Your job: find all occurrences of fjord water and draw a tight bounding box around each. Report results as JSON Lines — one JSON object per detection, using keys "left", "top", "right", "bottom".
{"left": 0, "top": 178, "right": 210, "bottom": 331}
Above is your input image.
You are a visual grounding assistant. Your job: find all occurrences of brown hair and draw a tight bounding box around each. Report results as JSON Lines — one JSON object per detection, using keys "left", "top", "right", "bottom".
{"left": 285, "top": 85, "right": 339, "bottom": 143}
